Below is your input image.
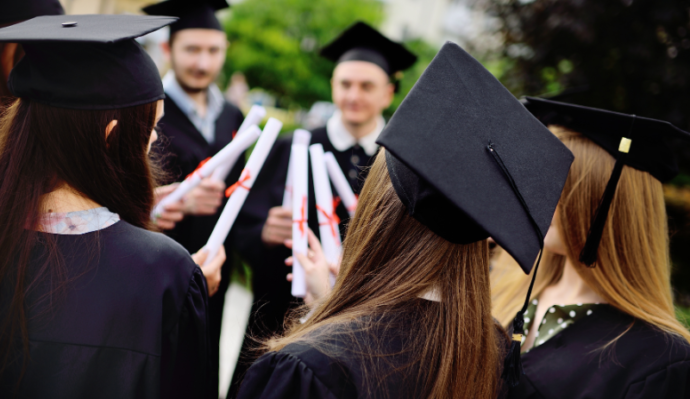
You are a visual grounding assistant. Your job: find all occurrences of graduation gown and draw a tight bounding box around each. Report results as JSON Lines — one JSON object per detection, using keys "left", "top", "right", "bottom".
{"left": 228, "top": 126, "right": 376, "bottom": 397}
{"left": 155, "top": 95, "right": 245, "bottom": 397}
{"left": 509, "top": 305, "right": 690, "bottom": 399}
{"left": 236, "top": 300, "right": 509, "bottom": 398}
{"left": 0, "top": 221, "right": 210, "bottom": 399}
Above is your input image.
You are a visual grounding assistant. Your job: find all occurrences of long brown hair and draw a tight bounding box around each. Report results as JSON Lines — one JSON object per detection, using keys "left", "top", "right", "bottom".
{"left": 491, "top": 126, "right": 690, "bottom": 344}
{"left": 268, "top": 149, "right": 502, "bottom": 399}
{"left": 0, "top": 98, "right": 161, "bottom": 378}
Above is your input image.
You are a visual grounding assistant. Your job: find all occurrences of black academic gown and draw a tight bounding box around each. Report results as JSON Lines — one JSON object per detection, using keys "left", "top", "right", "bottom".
{"left": 0, "top": 221, "right": 210, "bottom": 399}
{"left": 228, "top": 126, "right": 376, "bottom": 397}
{"left": 155, "top": 95, "right": 245, "bottom": 398}
{"left": 509, "top": 305, "right": 690, "bottom": 399}
{"left": 236, "top": 300, "right": 509, "bottom": 398}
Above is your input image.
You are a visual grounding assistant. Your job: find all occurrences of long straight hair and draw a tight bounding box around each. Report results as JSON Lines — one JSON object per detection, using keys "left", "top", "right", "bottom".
{"left": 491, "top": 126, "right": 690, "bottom": 344}
{"left": 268, "top": 149, "right": 503, "bottom": 399}
{"left": 0, "top": 98, "right": 161, "bottom": 378}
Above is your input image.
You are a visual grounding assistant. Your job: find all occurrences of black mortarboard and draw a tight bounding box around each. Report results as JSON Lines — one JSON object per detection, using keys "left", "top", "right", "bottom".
{"left": 523, "top": 97, "right": 690, "bottom": 266}
{"left": 376, "top": 42, "right": 574, "bottom": 386}
{"left": 142, "top": 0, "right": 228, "bottom": 35}
{"left": 0, "top": 15, "right": 176, "bottom": 110}
{"left": 0, "top": 0, "right": 64, "bottom": 25}
{"left": 320, "top": 21, "right": 417, "bottom": 76}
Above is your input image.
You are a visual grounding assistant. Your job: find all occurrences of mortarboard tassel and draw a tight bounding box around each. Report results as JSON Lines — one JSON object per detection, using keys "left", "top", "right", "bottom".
{"left": 488, "top": 141, "right": 545, "bottom": 387}
{"left": 579, "top": 116, "right": 636, "bottom": 267}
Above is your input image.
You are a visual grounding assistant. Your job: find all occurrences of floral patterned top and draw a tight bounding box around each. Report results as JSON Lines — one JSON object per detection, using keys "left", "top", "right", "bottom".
{"left": 37, "top": 207, "right": 120, "bottom": 235}
{"left": 520, "top": 298, "right": 607, "bottom": 352}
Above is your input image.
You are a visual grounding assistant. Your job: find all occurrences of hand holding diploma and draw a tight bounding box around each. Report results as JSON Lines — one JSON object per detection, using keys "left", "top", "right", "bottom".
{"left": 203, "top": 118, "right": 283, "bottom": 265}
{"left": 191, "top": 245, "right": 226, "bottom": 297}
{"left": 152, "top": 183, "right": 185, "bottom": 230}
{"left": 150, "top": 125, "right": 262, "bottom": 220}
{"left": 211, "top": 105, "right": 267, "bottom": 183}
{"left": 324, "top": 152, "right": 358, "bottom": 217}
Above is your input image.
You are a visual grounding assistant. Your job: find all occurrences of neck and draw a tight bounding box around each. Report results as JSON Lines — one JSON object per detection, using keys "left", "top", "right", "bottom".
{"left": 176, "top": 76, "right": 209, "bottom": 117}
{"left": 40, "top": 185, "right": 102, "bottom": 214}
{"left": 341, "top": 114, "right": 380, "bottom": 140}
{"left": 549, "top": 257, "right": 607, "bottom": 304}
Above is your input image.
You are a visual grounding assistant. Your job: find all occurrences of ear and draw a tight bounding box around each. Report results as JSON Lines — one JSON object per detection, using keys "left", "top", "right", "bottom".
{"left": 161, "top": 41, "right": 171, "bottom": 63}
{"left": 105, "top": 120, "right": 118, "bottom": 141}
{"left": 382, "top": 82, "right": 395, "bottom": 108}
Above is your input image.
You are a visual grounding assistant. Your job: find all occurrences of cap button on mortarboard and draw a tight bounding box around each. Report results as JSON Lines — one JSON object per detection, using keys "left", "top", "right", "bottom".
{"left": 62, "top": 21, "right": 77, "bottom": 27}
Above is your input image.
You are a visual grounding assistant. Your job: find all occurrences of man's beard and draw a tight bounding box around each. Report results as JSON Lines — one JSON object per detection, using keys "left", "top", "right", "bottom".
{"left": 171, "top": 60, "right": 216, "bottom": 94}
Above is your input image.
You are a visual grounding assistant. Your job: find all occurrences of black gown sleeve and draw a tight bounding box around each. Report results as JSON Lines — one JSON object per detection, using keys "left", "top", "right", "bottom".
{"left": 161, "top": 267, "right": 212, "bottom": 399}
{"left": 237, "top": 351, "right": 341, "bottom": 399}
{"left": 625, "top": 359, "right": 690, "bottom": 398}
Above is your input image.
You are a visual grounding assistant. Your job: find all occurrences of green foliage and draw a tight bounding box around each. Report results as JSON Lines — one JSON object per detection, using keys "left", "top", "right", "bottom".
{"left": 676, "top": 306, "right": 690, "bottom": 329}
{"left": 221, "top": 0, "right": 384, "bottom": 109}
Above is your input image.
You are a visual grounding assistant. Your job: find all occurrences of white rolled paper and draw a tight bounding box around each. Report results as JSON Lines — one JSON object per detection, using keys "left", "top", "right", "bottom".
{"left": 290, "top": 137, "right": 310, "bottom": 298}
{"left": 151, "top": 125, "right": 262, "bottom": 219}
{"left": 203, "top": 118, "right": 283, "bottom": 265}
{"left": 282, "top": 129, "right": 312, "bottom": 208}
{"left": 309, "top": 144, "right": 342, "bottom": 286}
{"left": 211, "top": 105, "right": 267, "bottom": 182}
{"left": 324, "top": 152, "right": 358, "bottom": 217}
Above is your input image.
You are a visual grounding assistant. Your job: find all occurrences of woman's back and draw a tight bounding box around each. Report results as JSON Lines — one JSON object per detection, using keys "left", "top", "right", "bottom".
{"left": 0, "top": 216, "right": 209, "bottom": 399}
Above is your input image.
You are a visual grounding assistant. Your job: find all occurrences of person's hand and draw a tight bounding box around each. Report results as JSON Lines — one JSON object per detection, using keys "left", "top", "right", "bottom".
{"left": 191, "top": 246, "right": 226, "bottom": 297}
{"left": 153, "top": 183, "right": 185, "bottom": 230}
{"left": 261, "top": 206, "right": 293, "bottom": 247}
{"left": 284, "top": 229, "right": 337, "bottom": 307}
{"left": 183, "top": 178, "right": 225, "bottom": 216}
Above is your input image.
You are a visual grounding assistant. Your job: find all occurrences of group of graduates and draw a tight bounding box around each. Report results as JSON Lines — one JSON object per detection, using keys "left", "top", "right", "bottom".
{"left": 1, "top": 0, "right": 689, "bottom": 398}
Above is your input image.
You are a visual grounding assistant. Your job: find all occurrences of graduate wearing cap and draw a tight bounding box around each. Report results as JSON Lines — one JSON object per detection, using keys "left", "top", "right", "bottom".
{"left": 0, "top": 15, "right": 225, "bottom": 398}
{"left": 143, "top": 1, "right": 248, "bottom": 394}
{"left": 233, "top": 41, "right": 573, "bottom": 399}
{"left": 490, "top": 98, "right": 690, "bottom": 399}
{"left": 226, "top": 21, "right": 417, "bottom": 396}
{"left": 0, "top": 0, "right": 64, "bottom": 105}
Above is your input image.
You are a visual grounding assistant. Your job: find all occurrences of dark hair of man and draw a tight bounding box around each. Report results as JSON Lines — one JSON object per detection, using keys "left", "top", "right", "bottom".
{"left": 0, "top": 99, "right": 161, "bottom": 385}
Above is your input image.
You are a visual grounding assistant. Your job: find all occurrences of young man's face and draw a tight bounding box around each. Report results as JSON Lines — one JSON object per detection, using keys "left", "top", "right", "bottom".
{"left": 331, "top": 61, "right": 394, "bottom": 126}
{"left": 166, "top": 29, "right": 227, "bottom": 92}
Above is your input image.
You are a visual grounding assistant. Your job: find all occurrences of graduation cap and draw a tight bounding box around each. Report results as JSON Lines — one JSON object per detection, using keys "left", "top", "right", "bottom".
{"left": 523, "top": 96, "right": 690, "bottom": 266}
{"left": 376, "top": 41, "right": 574, "bottom": 386}
{"left": 142, "top": 0, "right": 229, "bottom": 35}
{"left": 320, "top": 21, "right": 417, "bottom": 77}
{"left": 0, "top": 0, "right": 64, "bottom": 25}
{"left": 0, "top": 15, "right": 176, "bottom": 110}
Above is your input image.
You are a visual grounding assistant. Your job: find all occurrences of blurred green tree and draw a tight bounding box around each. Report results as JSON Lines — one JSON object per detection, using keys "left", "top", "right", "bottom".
{"left": 221, "top": 0, "right": 384, "bottom": 109}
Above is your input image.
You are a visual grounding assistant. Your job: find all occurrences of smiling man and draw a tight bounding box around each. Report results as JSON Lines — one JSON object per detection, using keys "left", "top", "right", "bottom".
{"left": 228, "top": 21, "right": 417, "bottom": 398}
{"left": 142, "top": 1, "right": 245, "bottom": 397}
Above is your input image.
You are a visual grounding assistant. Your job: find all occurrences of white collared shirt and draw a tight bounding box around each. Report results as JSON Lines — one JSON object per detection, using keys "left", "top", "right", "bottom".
{"left": 326, "top": 110, "right": 385, "bottom": 156}
{"left": 163, "top": 71, "right": 224, "bottom": 144}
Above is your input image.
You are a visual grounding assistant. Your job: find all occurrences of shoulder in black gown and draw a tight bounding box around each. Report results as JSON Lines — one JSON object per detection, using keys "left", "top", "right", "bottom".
{"left": 509, "top": 305, "right": 690, "bottom": 399}
{"left": 0, "top": 221, "right": 211, "bottom": 399}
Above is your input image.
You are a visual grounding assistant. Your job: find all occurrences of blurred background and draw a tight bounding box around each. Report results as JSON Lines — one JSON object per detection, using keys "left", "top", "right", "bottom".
{"left": 59, "top": 0, "right": 690, "bottom": 317}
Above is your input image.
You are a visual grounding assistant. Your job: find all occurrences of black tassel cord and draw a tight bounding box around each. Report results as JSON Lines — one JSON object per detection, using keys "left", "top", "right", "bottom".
{"left": 488, "top": 141, "right": 545, "bottom": 387}
{"left": 579, "top": 115, "right": 636, "bottom": 267}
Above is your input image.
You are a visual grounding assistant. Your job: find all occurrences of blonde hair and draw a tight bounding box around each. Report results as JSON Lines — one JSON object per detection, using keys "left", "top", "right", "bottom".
{"left": 268, "top": 149, "right": 504, "bottom": 399}
{"left": 491, "top": 126, "right": 690, "bottom": 344}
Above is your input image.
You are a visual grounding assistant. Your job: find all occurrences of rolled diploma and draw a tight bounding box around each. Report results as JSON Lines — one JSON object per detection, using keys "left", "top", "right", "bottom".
{"left": 211, "top": 105, "right": 267, "bottom": 182}
{"left": 282, "top": 129, "right": 312, "bottom": 208}
{"left": 309, "top": 144, "right": 341, "bottom": 286}
{"left": 324, "top": 152, "right": 358, "bottom": 217}
{"left": 151, "top": 125, "right": 261, "bottom": 219}
{"left": 203, "top": 118, "right": 283, "bottom": 265}
{"left": 290, "top": 140, "right": 309, "bottom": 298}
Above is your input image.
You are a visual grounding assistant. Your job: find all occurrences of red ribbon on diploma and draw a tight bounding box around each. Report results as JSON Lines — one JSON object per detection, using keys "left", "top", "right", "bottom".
{"left": 293, "top": 196, "right": 307, "bottom": 237}
{"left": 317, "top": 198, "right": 341, "bottom": 238}
{"left": 225, "top": 170, "right": 251, "bottom": 198}
{"left": 186, "top": 157, "right": 211, "bottom": 179}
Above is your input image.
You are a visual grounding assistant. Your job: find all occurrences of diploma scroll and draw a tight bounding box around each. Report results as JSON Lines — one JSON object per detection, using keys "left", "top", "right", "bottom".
{"left": 282, "top": 129, "right": 312, "bottom": 208}
{"left": 290, "top": 139, "right": 310, "bottom": 298}
{"left": 151, "top": 125, "right": 261, "bottom": 219}
{"left": 324, "top": 152, "right": 358, "bottom": 217}
{"left": 309, "top": 144, "right": 341, "bottom": 286}
{"left": 211, "top": 105, "right": 267, "bottom": 183}
{"left": 203, "top": 118, "right": 283, "bottom": 265}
